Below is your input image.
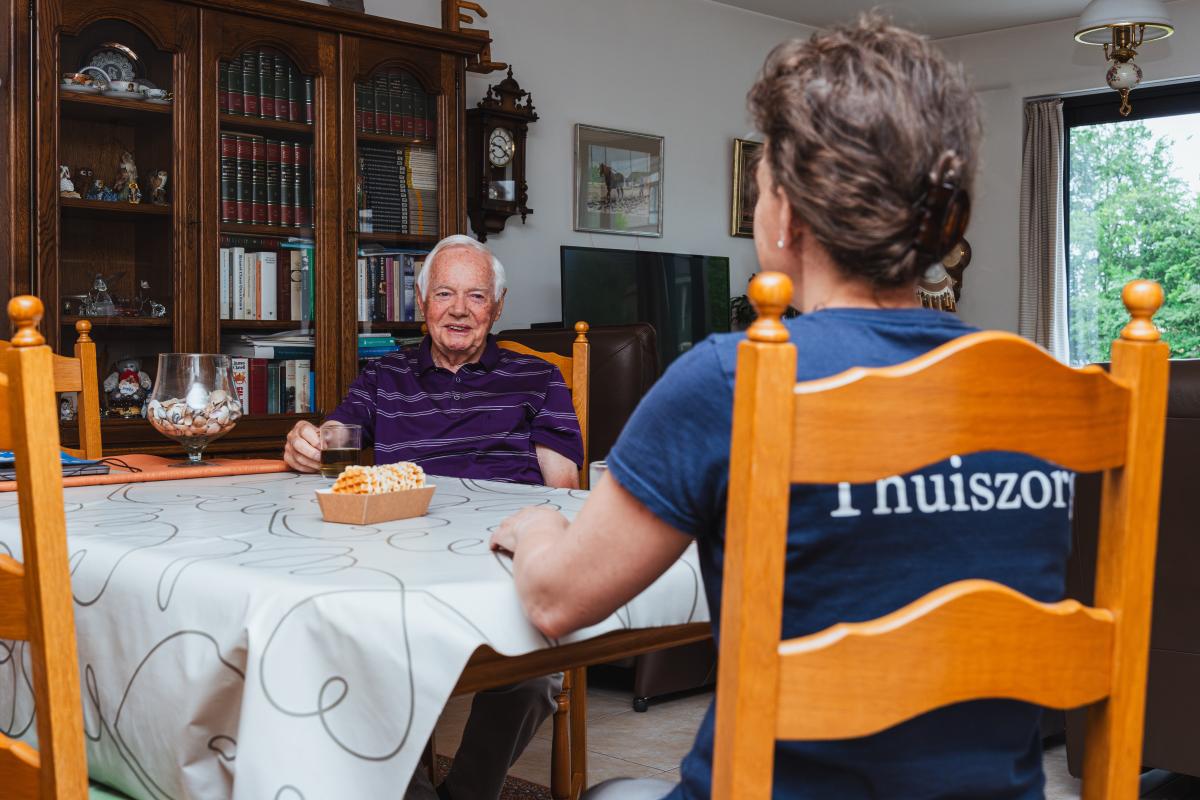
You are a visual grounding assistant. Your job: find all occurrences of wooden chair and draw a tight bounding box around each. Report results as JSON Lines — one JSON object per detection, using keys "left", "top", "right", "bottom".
{"left": 0, "top": 296, "right": 89, "bottom": 799}
{"left": 497, "top": 321, "right": 591, "bottom": 489}
{"left": 497, "top": 321, "right": 590, "bottom": 800}
{"left": 0, "top": 318, "right": 102, "bottom": 459}
{"left": 713, "top": 273, "right": 1169, "bottom": 799}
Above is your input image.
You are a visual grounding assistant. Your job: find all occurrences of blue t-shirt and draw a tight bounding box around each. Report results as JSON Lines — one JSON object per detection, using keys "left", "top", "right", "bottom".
{"left": 606, "top": 308, "right": 1071, "bottom": 799}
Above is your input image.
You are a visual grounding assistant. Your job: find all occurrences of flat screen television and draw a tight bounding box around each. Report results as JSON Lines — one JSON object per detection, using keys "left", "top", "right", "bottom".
{"left": 561, "top": 246, "right": 731, "bottom": 372}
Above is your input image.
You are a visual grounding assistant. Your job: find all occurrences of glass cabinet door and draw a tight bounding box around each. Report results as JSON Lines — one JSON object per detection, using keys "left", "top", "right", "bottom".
{"left": 200, "top": 12, "right": 337, "bottom": 429}
{"left": 49, "top": 2, "right": 198, "bottom": 435}
{"left": 338, "top": 36, "right": 450, "bottom": 397}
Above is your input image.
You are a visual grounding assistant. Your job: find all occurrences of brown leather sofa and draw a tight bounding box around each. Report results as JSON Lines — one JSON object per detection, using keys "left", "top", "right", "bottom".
{"left": 495, "top": 322, "right": 718, "bottom": 710}
{"left": 1066, "top": 359, "right": 1200, "bottom": 776}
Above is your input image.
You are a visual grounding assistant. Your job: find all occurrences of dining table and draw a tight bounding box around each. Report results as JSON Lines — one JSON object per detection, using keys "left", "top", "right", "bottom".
{"left": 0, "top": 470, "right": 710, "bottom": 800}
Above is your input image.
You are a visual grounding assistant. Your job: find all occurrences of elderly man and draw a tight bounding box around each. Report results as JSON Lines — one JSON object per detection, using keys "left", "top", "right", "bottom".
{"left": 283, "top": 234, "right": 582, "bottom": 800}
{"left": 284, "top": 234, "right": 581, "bottom": 485}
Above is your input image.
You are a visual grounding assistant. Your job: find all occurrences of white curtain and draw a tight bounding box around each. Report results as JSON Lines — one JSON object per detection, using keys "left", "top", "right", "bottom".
{"left": 1018, "top": 99, "right": 1069, "bottom": 361}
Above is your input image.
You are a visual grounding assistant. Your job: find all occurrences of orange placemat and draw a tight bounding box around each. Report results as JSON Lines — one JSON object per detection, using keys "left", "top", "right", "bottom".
{"left": 0, "top": 453, "right": 292, "bottom": 493}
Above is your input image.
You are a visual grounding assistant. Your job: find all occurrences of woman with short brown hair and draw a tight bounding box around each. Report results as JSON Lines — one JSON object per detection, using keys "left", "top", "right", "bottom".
{"left": 491, "top": 14, "right": 1066, "bottom": 799}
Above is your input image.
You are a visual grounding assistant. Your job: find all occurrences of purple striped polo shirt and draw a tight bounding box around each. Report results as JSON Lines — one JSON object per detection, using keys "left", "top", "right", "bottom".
{"left": 325, "top": 335, "right": 583, "bottom": 485}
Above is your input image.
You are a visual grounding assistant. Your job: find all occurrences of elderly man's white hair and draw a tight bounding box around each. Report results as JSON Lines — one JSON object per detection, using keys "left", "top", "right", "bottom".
{"left": 417, "top": 234, "right": 507, "bottom": 302}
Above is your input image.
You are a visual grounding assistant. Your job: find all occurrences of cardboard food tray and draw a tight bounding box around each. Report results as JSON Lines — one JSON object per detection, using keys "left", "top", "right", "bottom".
{"left": 316, "top": 485, "right": 436, "bottom": 525}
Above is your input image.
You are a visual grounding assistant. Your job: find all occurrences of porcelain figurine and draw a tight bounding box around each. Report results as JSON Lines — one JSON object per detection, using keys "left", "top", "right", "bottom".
{"left": 113, "top": 151, "right": 138, "bottom": 200}
{"left": 59, "top": 165, "right": 80, "bottom": 198}
{"left": 149, "top": 170, "right": 168, "bottom": 205}
{"left": 103, "top": 358, "right": 152, "bottom": 418}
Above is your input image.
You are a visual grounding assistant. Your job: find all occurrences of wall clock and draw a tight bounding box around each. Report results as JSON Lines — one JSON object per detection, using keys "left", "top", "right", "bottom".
{"left": 466, "top": 68, "right": 537, "bottom": 241}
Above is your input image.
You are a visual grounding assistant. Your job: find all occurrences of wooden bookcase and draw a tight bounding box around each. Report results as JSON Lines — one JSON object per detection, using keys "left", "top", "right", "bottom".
{"left": 2, "top": 0, "right": 484, "bottom": 455}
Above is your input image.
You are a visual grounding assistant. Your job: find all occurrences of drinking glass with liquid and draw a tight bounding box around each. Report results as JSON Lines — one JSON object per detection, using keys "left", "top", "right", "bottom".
{"left": 320, "top": 423, "right": 362, "bottom": 479}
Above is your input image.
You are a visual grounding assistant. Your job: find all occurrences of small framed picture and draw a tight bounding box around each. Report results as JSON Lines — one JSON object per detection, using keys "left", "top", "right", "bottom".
{"left": 574, "top": 124, "right": 663, "bottom": 237}
{"left": 730, "top": 138, "right": 762, "bottom": 238}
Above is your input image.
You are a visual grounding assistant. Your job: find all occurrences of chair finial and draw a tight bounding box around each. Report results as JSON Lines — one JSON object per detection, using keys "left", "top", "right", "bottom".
{"left": 747, "top": 272, "right": 793, "bottom": 343}
{"left": 1120, "top": 280, "right": 1163, "bottom": 342}
{"left": 574, "top": 320, "right": 589, "bottom": 342}
{"left": 75, "top": 318, "right": 93, "bottom": 343}
{"left": 8, "top": 296, "right": 44, "bottom": 347}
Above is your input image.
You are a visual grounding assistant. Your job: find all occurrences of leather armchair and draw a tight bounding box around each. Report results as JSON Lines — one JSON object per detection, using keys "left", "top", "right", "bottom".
{"left": 1066, "top": 359, "right": 1200, "bottom": 776}
{"left": 495, "top": 322, "right": 718, "bottom": 709}
{"left": 495, "top": 323, "right": 659, "bottom": 461}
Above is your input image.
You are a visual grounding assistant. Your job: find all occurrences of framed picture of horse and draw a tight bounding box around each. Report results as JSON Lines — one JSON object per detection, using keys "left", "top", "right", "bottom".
{"left": 730, "top": 138, "right": 761, "bottom": 238}
{"left": 574, "top": 124, "right": 664, "bottom": 237}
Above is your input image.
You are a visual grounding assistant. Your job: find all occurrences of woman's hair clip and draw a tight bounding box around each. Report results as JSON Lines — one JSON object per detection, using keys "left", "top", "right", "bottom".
{"left": 913, "top": 150, "right": 971, "bottom": 263}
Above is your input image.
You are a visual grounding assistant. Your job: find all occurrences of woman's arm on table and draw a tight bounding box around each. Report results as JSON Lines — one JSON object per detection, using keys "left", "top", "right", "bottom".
{"left": 491, "top": 471, "right": 692, "bottom": 639}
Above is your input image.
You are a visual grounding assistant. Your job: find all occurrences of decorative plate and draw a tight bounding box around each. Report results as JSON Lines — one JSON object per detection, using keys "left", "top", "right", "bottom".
{"left": 85, "top": 42, "right": 140, "bottom": 82}
{"left": 61, "top": 82, "right": 101, "bottom": 94}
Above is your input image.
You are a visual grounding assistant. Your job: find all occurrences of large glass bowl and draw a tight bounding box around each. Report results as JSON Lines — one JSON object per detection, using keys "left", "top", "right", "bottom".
{"left": 147, "top": 353, "right": 243, "bottom": 465}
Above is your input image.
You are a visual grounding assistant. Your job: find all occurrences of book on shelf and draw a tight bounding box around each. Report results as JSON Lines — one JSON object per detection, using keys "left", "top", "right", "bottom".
{"left": 259, "top": 252, "right": 278, "bottom": 320}
{"left": 267, "top": 362, "right": 280, "bottom": 414}
{"left": 280, "top": 143, "right": 295, "bottom": 227}
{"left": 295, "top": 359, "right": 311, "bottom": 413}
{"left": 242, "top": 51, "right": 260, "bottom": 117}
{"left": 373, "top": 73, "right": 390, "bottom": 135}
{"left": 283, "top": 360, "right": 297, "bottom": 412}
{"left": 234, "top": 134, "right": 253, "bottom": 223}
{"left": 249, "top": 358, "right": 269, "bottom": 414}
{"left": 304, "top": 76, "right": 314, "bottom": 125}
{"left": 251, "top": 135, "right": 267, "bottom": 225}
{"left": 227, "top": 60, "right": 244, "bottom": 115}
{"left": 218, "top": 63, "right": 228, "bottom": 115}
{"left": 220, "top": 132, "right": 237, "bottom": 223}
{"left": 259, "top": 51, "right": 276, "bottom": 120}
{"left": 274, "top": 57, "right": 288, "bottom": 122}
{"left": 287, "top": 65, "right": 300, "bottom": 123}
{"left": 266, "top": 139, "right": 282, "bottom": 227}
{"left": 231, "top": 357, "right": 249, "bottom": 413}
{"left": 359, "top": 81, "right": 374, "bottom": 132}
{"left": 294, "top": 142, "right": 312, "bottom": 227}
{"left": 396, "top": 72, "right": 410, "bottom": 136}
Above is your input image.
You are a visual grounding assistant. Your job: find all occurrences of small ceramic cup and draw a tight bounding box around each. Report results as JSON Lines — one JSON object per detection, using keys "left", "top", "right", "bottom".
{"left": 141, "top": 87, "right": 168, "bottom": 100}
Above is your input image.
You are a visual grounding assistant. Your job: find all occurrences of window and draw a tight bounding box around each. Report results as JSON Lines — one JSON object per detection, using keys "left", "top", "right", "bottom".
{"left": 1064, "top": 84, "right": 1200, "bottom": 364}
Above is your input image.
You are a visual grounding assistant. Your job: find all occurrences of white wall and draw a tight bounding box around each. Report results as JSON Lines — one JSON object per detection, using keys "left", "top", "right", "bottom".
{"left": 936, "top": 1, "right": 1200, "bottom": 332}
{"left": 357, "top": 0, "right": 810, "bottom": 329}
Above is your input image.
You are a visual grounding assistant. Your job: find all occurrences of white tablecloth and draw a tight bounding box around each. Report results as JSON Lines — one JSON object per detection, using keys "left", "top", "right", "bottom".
{"left": 0, "top": 472, "right": 709, "bottom": 800}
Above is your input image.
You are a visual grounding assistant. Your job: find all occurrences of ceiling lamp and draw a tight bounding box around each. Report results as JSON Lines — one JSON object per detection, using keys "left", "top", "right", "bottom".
{"left": 1075, "top": 0, "right": 1175, "bottom": 116}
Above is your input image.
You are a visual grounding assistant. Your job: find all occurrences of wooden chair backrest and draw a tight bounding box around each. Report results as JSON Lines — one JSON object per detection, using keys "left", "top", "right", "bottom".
{"left": 497, "top": 322, "right": 591, "bottom": 486}
{"left": 713, "top": 273, "right": 1169, "bottom": 800}
{"left": 0, "top": 319, "right": 102, "bottom": 459}
{"left": 0, "top": 296, "right": 89, "bottom": 799}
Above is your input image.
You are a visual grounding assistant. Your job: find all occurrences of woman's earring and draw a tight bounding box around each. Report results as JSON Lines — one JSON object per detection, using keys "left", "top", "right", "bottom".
{"left": 777, "top": 237, "right": 785, "bottom": 249}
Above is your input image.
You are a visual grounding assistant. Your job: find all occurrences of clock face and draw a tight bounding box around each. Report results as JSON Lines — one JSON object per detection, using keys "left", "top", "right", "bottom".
{"left": 488, "top": 127, "right": 515, "bottom": 168}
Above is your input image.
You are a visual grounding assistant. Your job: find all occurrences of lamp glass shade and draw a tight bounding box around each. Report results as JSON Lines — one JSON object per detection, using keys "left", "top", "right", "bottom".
{"left": 1075, "top": 0, "right": 1175, "bottom": 44}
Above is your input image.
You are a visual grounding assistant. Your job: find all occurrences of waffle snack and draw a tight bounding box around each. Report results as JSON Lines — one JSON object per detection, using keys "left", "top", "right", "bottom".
{"left": 331, "top": 462, "right": 426, "bottom": 495}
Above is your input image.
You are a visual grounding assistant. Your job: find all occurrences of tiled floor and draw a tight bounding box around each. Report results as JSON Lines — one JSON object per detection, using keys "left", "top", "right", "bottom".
{"left": 435, "top": 686, "right": 1200, "bottom": 797}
